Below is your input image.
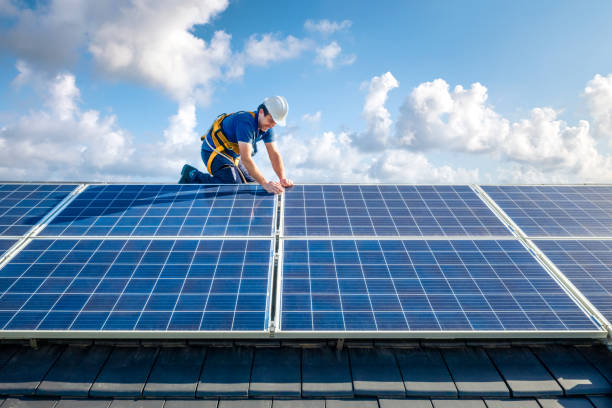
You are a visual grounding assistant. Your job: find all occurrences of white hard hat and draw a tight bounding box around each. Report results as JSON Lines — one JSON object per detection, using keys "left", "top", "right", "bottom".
{"left": 263, "top": 96, "right": 288, "bottom": 126}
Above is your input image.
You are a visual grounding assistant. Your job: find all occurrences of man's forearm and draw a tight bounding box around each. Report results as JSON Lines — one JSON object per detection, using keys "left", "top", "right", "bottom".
{"left": 241, "top": 157, "right": 267, "bottom": 185}
{"left": 270, "top": 151, "right": 286, "bottom": 180}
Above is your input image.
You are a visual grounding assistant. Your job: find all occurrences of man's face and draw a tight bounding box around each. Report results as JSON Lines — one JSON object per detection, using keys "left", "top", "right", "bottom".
{"left": 258, "top": 109, "right": 276, "bottom": 131}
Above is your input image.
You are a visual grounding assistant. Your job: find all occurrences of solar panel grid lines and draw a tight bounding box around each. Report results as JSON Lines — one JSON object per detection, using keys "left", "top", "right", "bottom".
{"left": 0, "top": 183, "right": 79, "bottom": 237}
{"left": 481, "top": 185, "right": 612, "bottom": 238}
{"left": 532, "top": 239, "right": 612, "bottom": 331}
{"left": 277, "top": 237, "right": 603, "bottom": 337}
{"left": 0, "top": 240, "right": 18, "bottom": 260}
{"left": 282, "top": 184, "right": 512, "bottom": 238}
{"left": 38, "top": 184, "right": 276, "bottom": 238}
{"left": 0, "top": 237, "right": 274, "bottom": 336}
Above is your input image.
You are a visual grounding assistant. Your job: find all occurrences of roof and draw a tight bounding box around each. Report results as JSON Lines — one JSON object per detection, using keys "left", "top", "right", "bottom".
{"left": 1, "top": 340, "right": 612, "bottom": 407}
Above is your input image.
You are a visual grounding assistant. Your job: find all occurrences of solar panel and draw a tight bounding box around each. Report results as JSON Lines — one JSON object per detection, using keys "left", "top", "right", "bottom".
{"left": 283, "top": 185, "right": 511, "bottom": 237}
{"left": 0, "top": 240, "right": 17, "bottom": 258}
{"left": 0, "top": 238, "right": 272, "bottom": 333}
{"left": 482, "top": 185, "right": 612, "bottom": 237}
{"left": 39, "top": 184, "right": 275, "bottom": 237}
{"left": 279, "top": 239, "right": 600, "bottom": 334}
{"left": 0, "top": 184, "right": 77, "bottom": 237}
{"left": 534, "top": 239, "right": 612, "bottom": 326}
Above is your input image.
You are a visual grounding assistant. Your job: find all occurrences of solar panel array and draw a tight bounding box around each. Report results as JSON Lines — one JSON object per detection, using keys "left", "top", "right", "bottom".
{"left": 0, "top": 184, "right": 77, "bottom": 236}
{"left": 482, "top": 185, "right": 612, "bottom": 237}
{"left": 40, "top": 184, "right": 275, "bottom": 237}
{"left": 284, "top": 185, "right": 511, "bottom": 237}
{"left": 534, "top": 240, "right": 612, "bottom": 326}
{"left": 280, "top": 239, "right": 598, "bottom": 332}
{"left": 0, "top": 238, "right": 271, "bottom": 332}
{"left": 0, "top": 183, "right": 610, "bottom": 338}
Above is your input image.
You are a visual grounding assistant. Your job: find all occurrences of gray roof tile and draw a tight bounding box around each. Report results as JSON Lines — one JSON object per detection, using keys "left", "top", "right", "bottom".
{"left": 431, "top": 399, "right": 486, "bottom": 408}
{"left": 441, "top": 348, "right": 509, "bottom": 397}
{"left": 197, "top": 346, "right": 252, "bottom": 398}
{"left": 89, "top": 347, "right": 158, "bottom": 398}
{"left": 395, "top": 348, "right": 457, "bottom": 397}
{"left": 484, "top": 398, "right": 540, "bottom": 407}
{"left": 55, "top": 399, "right": 112, "bottom": 408}
{"left": 37, "top": 346, "right": 112, "bottom": 397}
{"left": 0, "top": 345, "right": 63, "bottom": 395}
{"left": 379, "top": 398, "right": 434, "bottom": 407}
{"left": 0, "top": 397, "right": 57, "bottom": 408}
{"left": 537, "top": 397, "right": 597, "bottom": 407}
{"left": 532, "top": 346, "right": 612, "bottom": 395}
{"left": 589, "top": 396, "right": 612, "bottom": 408}
{"left": 142, "top": 347, "right": 206, "bottom": 398}
{"left": 249, "top": 348, "right": 301, "bottom": 398}
{"left": 486, "top": 347, "right": 563, "bottom": 397}
{"left": 350, "top": 348, "right": 405, "bottom": 397}
{"left": 301, "top": 347, "right": 352, "bottom": 397}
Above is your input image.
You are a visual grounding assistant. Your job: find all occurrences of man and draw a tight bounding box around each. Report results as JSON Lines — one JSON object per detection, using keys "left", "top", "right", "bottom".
{"left": 179, "top": 96, "right": 293, "bottom": 195}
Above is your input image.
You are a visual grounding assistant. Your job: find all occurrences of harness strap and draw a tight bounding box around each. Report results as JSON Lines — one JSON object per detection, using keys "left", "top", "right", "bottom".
{"left": 200, "top": 111, "right": 257, "bottom": 183}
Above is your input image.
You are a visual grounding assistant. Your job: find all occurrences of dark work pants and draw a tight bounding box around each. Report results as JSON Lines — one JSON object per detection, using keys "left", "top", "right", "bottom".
{"left": 186, "top": 149, "right": 256, "bottom": 184}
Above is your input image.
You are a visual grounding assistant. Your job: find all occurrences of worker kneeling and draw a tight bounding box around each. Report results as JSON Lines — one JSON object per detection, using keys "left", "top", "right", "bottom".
{"left": 179, "top": 96, "right": 293, "bottom": 195}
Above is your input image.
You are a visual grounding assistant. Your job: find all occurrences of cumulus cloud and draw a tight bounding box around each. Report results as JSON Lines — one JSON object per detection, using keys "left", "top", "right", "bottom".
{"left": 243, "top": 33, "right": 311, "bottom": 66}
{"left": 351, "top": 72, "right": 399, "bottom": 151}
{"left": 395, "top": 79, "right": 509, "bottom": 152}
{"left": 314, "top": 41, "right": 356, "bottom": 69}
{"left": 88, "top": 1, "right": 231, "bottom": 102}
{"left": 304, "top": 19, "right": 352, "bottom": 35}
{"left": 0, "top": 66, "right": 135, "bottom": 180}
{"left": 584, "top": 73, "right": 612, "bottom": 140}
{"left": 393, "top": 75, "right": 612, "bottom": 182}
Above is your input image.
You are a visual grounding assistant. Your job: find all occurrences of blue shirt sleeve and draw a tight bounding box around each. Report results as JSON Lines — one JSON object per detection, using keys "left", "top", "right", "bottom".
{"left": 262, "top": 128, "right": 275, "bottom": 143}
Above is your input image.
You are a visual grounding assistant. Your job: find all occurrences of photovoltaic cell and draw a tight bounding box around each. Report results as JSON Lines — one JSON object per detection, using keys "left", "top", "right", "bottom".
{"left": 483, "top": 185, "right": 612, "bottom": 237}
{"left": 283, "top": 185, "right": 511, "bottom": 237}
{"left": 280, "top": 239, "right": 599, "bottom": 332}
{"left": 535, "top": 239, "right": 612, "bottom": 325}
{"left": 0, "top": 240, "right": 17, "bottom": 258}
{"left": 39, "top": 184, "right": 275, "bottom": 237}
{"left": 0, "top": 238, "right": 272, "bottom": 332}
{"left": 0, "top": 184, "right": 77, "bottom": 237}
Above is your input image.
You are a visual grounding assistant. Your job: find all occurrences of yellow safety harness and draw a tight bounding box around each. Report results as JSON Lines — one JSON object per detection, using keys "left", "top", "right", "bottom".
{"left": 201, "top": 111, "right": 257, "bottom": 183}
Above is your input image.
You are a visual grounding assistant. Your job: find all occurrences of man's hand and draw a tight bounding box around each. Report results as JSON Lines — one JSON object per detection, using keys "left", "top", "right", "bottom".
{"left": 263, "top": 181, "right": 284, "bottom": 194}
{"left": 280, "top": 178, "right": 293, "bottom": 187}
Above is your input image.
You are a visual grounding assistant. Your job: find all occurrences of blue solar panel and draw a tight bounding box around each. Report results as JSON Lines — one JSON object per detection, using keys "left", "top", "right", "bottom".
{"left": 534, "top": 239, "right": 612, "bottom": 326}
{"left": 39, "top": 184, "right": 275, "bottom": 237}
{"left": 0, "top": 238, "right": 272, "bottom": 332}
{"left": 280, "top": 239, "right": 599, "bottom": 332}
{"left": 283, "top": 185, "right": 511, "bottom": 237}
{"left": 483, "top": 185, "right": 612, "bottom": 237}
{"left": 0, "top": 240, "right": 17, "bottom": 258}
{"left": 0, "top": 184, "right": 77, "bottom": 237}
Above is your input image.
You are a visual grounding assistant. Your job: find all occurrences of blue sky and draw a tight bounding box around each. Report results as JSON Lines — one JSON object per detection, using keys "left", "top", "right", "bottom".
{"left": 1, "top": 0, "right": 612, "bottom": 183}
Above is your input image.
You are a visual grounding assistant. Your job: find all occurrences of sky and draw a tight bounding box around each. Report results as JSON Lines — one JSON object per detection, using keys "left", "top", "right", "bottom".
{"left": 1, "top": 0, "right": 612, "bottom": 184}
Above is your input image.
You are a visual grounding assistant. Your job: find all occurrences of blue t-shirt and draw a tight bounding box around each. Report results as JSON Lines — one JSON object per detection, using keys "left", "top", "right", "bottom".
{"left": 202, "top": 110, "right": 275, "bottom": 157}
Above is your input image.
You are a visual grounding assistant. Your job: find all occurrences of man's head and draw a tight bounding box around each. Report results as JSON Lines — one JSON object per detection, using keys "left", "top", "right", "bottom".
{"left": 258, "top": 96, "right": 288, "bottom": 131}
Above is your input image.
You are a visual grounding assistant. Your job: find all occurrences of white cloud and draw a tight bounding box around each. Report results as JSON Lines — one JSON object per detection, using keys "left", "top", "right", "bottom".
{"left": 0, "top": 67, "right": 135, "bottom": 180}
{"left": 351, "top": 72, "right": 399, "bottom": 151}
{"left": 88, "top": 0, "right": 230, "bottom": 103}
{"left": 304, "top": 19, "right": 352, "bottom": 35}
{"left": 243, "top": 33, "right": 311, "bottom": 67}
{"left": 585, "top": 73, "right": 612, "bottom": 140}
{"left": 302, "top": 111, "right": 322, "bottom": 123}
{"left": 395, "top": 79, "right": 509, "bottom": 152}
{"left": 314, "top": 41, "right": 356, "bottom": 69}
